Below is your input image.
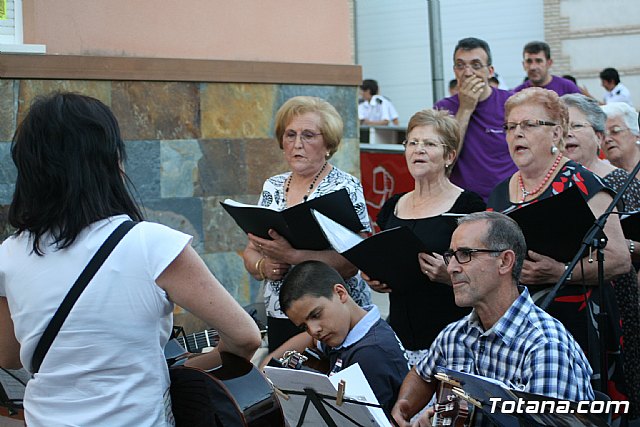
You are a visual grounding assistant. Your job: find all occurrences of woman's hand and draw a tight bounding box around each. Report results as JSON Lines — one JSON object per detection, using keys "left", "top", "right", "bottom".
{"left": 361, "top": 271, "right": 392, "bottom": 293}
{"left": 418, "top": 252, "right": 451, "bottom": 285}
{"left": 520, "top": 250, "right": 565, "bottom": 285}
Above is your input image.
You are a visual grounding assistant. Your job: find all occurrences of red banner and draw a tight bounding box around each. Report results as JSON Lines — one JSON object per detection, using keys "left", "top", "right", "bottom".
{"left": 360, "top": 146, "right": 413, "bottom": 232}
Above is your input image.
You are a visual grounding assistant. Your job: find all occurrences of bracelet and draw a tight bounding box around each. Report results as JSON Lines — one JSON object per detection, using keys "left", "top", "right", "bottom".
{"left": 564, "top": 263, "right": 573, "bottom": 282}
{"left": 255, "top": 257, "right": 266, "bottom": 281}
{"left": 630, "top": 239, "right": 635, "bottom": 255}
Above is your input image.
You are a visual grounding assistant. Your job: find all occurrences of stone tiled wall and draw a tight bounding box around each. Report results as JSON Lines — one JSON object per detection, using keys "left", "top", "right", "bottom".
{"left": 0, "top": 79, "right": 360, "bottom": 328}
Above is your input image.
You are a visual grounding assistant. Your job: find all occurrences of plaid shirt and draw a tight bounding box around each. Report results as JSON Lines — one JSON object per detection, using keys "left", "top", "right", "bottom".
{"left": 416, "top": 286, "right": 594, "bottom": 401}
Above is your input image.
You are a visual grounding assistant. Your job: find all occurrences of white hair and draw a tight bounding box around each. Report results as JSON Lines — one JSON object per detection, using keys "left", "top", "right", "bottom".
{"left": 601, "top": 102, "right": 639, "bottom": 135}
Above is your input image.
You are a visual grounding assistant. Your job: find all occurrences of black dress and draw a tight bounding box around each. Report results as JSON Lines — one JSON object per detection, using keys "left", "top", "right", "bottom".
{"left": 377, "top": 190, "right": 485, "bottom": 352}
{"left": 488, "top": 160, "right": 628, "bottom": 409}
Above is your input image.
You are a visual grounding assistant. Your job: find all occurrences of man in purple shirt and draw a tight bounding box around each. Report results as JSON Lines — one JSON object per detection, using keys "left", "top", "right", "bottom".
{"left": 513, "top": 41, "right": 581, "bottom": 97}
{"left": 434, "top": 37, "right": 517, "bottom": 201}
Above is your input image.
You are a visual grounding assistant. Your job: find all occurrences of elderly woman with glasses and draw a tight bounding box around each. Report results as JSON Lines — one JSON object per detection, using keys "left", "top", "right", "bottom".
{"left": 601, "top": 102, "right": 640, "bottom": 181}
{"left": 562, "top": 93, "right": 640, "bottom": 418}
{"left": 242, "top": 96, "right": 371, "bottom": 353}
{"left": 488, "top": 87, "right": 631, "bottom": 410}
{"left": 363, "top": 109, "right": 485, "bottom": 365}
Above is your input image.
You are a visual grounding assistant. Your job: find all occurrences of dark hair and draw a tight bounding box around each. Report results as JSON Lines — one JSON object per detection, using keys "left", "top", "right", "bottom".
{"left": 457, "top": 211, "right": 526, "bottom": 282}
{"left": 448, "top": 79, "right": 458, "bottom": 89}
{"left": 489, "top": 76, "right": 500, "bottom": 86}
{"left": 523, "top": 41, "right": 551, "bottom": 59}
{"left": 599, "top": 68, "right": 620, "bottom": 85}
{"left": 454, "top": 37, "right": 492, "bottom": 66}
{"left": 279, "top": 261, "right": 346, "bottom": 313}
{"left": 562, "top": 74, "right": 577, "bottom": 85}
{"left": 360, "top": 79, "right": 379, "bottom": 95}
{"left": 9, "top": 92, "right": 144, "bottom": 255}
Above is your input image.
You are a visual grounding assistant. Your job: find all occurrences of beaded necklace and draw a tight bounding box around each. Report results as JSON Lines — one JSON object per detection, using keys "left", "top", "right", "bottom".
{"left": 285, "top": 161, "right": 328, "bottom": 203}
{"left": 518, "top": 152, "right": 563, "bottom": 202}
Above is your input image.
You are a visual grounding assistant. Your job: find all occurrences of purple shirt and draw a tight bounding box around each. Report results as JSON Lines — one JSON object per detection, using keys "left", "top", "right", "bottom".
{"left": 434, "top": 88, "right": 517, "bottom": 201}
{"left": 513, "top": 75, "right": 581, "bottom": 96}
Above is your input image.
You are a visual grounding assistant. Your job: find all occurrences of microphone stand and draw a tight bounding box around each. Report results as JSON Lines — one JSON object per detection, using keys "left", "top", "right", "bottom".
{"left": 541, "top": 155, "right": 640, "bottom": 394}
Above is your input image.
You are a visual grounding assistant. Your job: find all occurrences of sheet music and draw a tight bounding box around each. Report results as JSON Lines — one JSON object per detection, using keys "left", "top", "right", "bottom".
{"left": 329, "top": 364, "right": 391, "bottom": 427}
{"left": 311, "top": 210, "right": 363, "bottom": 253}
{"left": 264, "top": 366, "right": 385, "bottom": 426}
{"left": 0, "top": 368, "right": 28, "bottom": 404}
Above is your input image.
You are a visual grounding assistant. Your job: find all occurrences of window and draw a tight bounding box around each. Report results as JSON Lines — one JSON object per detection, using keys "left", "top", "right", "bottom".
{"left": 0, "top": 0, "right": 45, "bottom": 53}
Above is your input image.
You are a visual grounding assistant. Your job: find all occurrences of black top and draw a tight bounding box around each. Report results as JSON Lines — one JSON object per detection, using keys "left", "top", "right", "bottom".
{"left": 377, "top": 190, "right": 486, "bottom": 350}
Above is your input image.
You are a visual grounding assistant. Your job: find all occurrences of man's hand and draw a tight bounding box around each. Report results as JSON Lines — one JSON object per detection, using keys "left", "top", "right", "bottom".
{"left": 457, "top": 75, "right": 486, "bottom": 112}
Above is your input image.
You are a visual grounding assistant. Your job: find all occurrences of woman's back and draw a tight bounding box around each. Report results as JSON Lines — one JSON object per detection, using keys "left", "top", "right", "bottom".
{"left": 0, "top": 215, "right": 190, "bottom": 426}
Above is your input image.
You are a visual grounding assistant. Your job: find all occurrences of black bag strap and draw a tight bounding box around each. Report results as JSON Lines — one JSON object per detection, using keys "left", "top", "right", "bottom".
{"left": 31, "top": 220, "right": 137, "bottom": 374}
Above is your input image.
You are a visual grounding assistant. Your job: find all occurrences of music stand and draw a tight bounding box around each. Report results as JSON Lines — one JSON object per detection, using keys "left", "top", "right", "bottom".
{"left": 264, "top": 365, "right": 392, "bottom": 427}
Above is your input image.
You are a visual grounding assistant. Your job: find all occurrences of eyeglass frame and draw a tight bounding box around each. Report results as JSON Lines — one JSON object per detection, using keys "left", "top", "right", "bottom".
{"left": 607, "top": 125, "right": 629, "bottom": 136}
{"left": 401, "top": 139, "right": 448, "bottom": 150}
{"left": 502, "top": 120, "right": 557, "bottom": 133}
{"left": 283, "top": 130, "right": 323, "bottom": 144}
{"left": 568, "top": 122, "right": 594, "bottom": 132}
{"left": 443, "top": 248, "right": 506, "bottom": 266}
{"left": 453, "top": 61, "right": 490, "bottom": 71}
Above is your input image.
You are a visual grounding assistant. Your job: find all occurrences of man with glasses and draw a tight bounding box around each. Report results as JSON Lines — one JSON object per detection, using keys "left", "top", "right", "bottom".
{"left": 513, "top": 41, "right": 581, "bottom": 97}
{"left": 392, "top": 211, "right": 594, "bottom": 426}
{"left": 434, "top": 37, "right": 517, "bottom": 202}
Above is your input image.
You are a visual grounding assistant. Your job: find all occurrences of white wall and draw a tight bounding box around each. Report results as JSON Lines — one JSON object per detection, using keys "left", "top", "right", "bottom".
{"left": 355, "top": 0, "right": 544, "bottom": 126}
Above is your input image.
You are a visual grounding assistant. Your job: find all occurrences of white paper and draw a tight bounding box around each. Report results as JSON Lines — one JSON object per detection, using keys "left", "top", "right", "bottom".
{"left": 329, "top": 363, "right": 392, "bottom": 427}
{"left": 311, "top": 210, "right": 363, "bottom": 253}
{"left": 264, "top": 366, "right": 386, "bottom": 426}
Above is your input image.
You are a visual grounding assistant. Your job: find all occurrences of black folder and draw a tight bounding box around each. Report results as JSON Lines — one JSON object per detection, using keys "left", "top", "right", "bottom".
{"left": 220, "top": 189, "right": 364, "bottom": 251}
{"left": 312, "top": 210, "right": 460, "bottom": 292}
{"left": 504, "top": 186, "right": 596, "bottom": 263}
{"left": 621, "top": 210, "right": 640, "bottom": 241}
{"left": 436, "top": 367, "right": 609, "bottom": 427}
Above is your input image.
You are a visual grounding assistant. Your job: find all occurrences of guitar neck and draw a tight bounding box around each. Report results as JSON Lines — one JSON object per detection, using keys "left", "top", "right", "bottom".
{"left": 176, "top": 329, "right": 220, "bottom": 352}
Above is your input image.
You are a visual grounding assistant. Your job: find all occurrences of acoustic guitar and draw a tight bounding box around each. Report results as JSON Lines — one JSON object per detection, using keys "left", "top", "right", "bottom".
{"left": 165, "top": 331, "right": 284, "bottom": 427}
{"left": 432, "top": 373, "right": 473, "bottom": 427}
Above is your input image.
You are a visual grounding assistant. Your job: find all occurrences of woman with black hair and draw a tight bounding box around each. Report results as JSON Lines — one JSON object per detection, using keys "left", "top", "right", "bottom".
{"left": 0, "top": 92, "right": 261, "bottom": 426}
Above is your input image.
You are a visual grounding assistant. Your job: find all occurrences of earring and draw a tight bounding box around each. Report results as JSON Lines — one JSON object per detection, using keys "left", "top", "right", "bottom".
{"left": 325, "top": 152, "right": 330, "bottom": 158}
{"left": 550, "top": 145, "right": 558, "bottom": 154}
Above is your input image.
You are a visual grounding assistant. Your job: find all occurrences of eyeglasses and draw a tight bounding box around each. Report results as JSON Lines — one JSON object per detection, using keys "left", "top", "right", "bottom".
{"left": 607, "top": 126, "right": 628, "bottom": 136}
{"left": 568, "top": 122, "right": 593, "bottom": 132}
{"left": 443, "top": 248, "right": 506, "bottom": 266}
{"left": 284, "top": 130, "right": 323, "bottom": 144}
{"left": 502, "top": 120, "right": 557, "bottom": 133}
{"left": 402, "top": 139, "right": 447, "bottom": 150}
{"left": 454, "top": 61, "right": 489, "bottom": 71}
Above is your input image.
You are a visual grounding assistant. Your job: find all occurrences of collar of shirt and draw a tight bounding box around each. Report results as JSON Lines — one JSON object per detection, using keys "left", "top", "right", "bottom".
{"left": 366, "top": 95, "right": 385, "bottom": 106}
{"left": 332, "top": 304, "right": 379, "bottom": 350}
{"left": 465, "top": 286, "right": 531, "bottom": 345}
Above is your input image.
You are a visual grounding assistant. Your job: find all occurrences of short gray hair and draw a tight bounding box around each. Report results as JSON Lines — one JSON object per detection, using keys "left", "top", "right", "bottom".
{"left": 457, "top": 212, "right": 527, "bottom": 282}
{"left": 561, "top": 93, "right": 606, "bottom": 134}
{"left": 601, "top": 102, "right": 639, "bottom": 136}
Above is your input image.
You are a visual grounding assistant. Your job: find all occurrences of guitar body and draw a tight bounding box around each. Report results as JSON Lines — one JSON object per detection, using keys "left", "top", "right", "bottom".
{"left": 170, "top": 351, "right": 284, "bottom": 427}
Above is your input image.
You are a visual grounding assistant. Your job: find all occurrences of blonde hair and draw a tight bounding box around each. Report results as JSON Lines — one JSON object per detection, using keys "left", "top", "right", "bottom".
{"left": 407, "top": 109, "right": 460, "bottom": 176}
{"left": 274, "top": 96, "right": 343, "bottom": 158}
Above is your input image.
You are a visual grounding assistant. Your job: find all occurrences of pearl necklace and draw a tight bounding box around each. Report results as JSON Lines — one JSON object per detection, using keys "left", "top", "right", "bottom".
{"left": 518, "top": 153, "right": 563, "bottom": 202}
{"left": 285, "top": 162, "right": 328, "bottom": 203}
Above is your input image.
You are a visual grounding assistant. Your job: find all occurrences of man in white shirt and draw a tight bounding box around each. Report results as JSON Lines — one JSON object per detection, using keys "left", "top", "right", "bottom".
{"left": 358, "top": 79, "right": 400, "bottom": 126}
{"left": 600, "top": 67, "right": 634, "bottom": 107}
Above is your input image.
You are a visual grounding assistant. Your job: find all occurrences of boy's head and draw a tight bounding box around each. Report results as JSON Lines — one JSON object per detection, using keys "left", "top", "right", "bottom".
{"left": 279, "top": 261, "right": 356, "bottom": 348}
